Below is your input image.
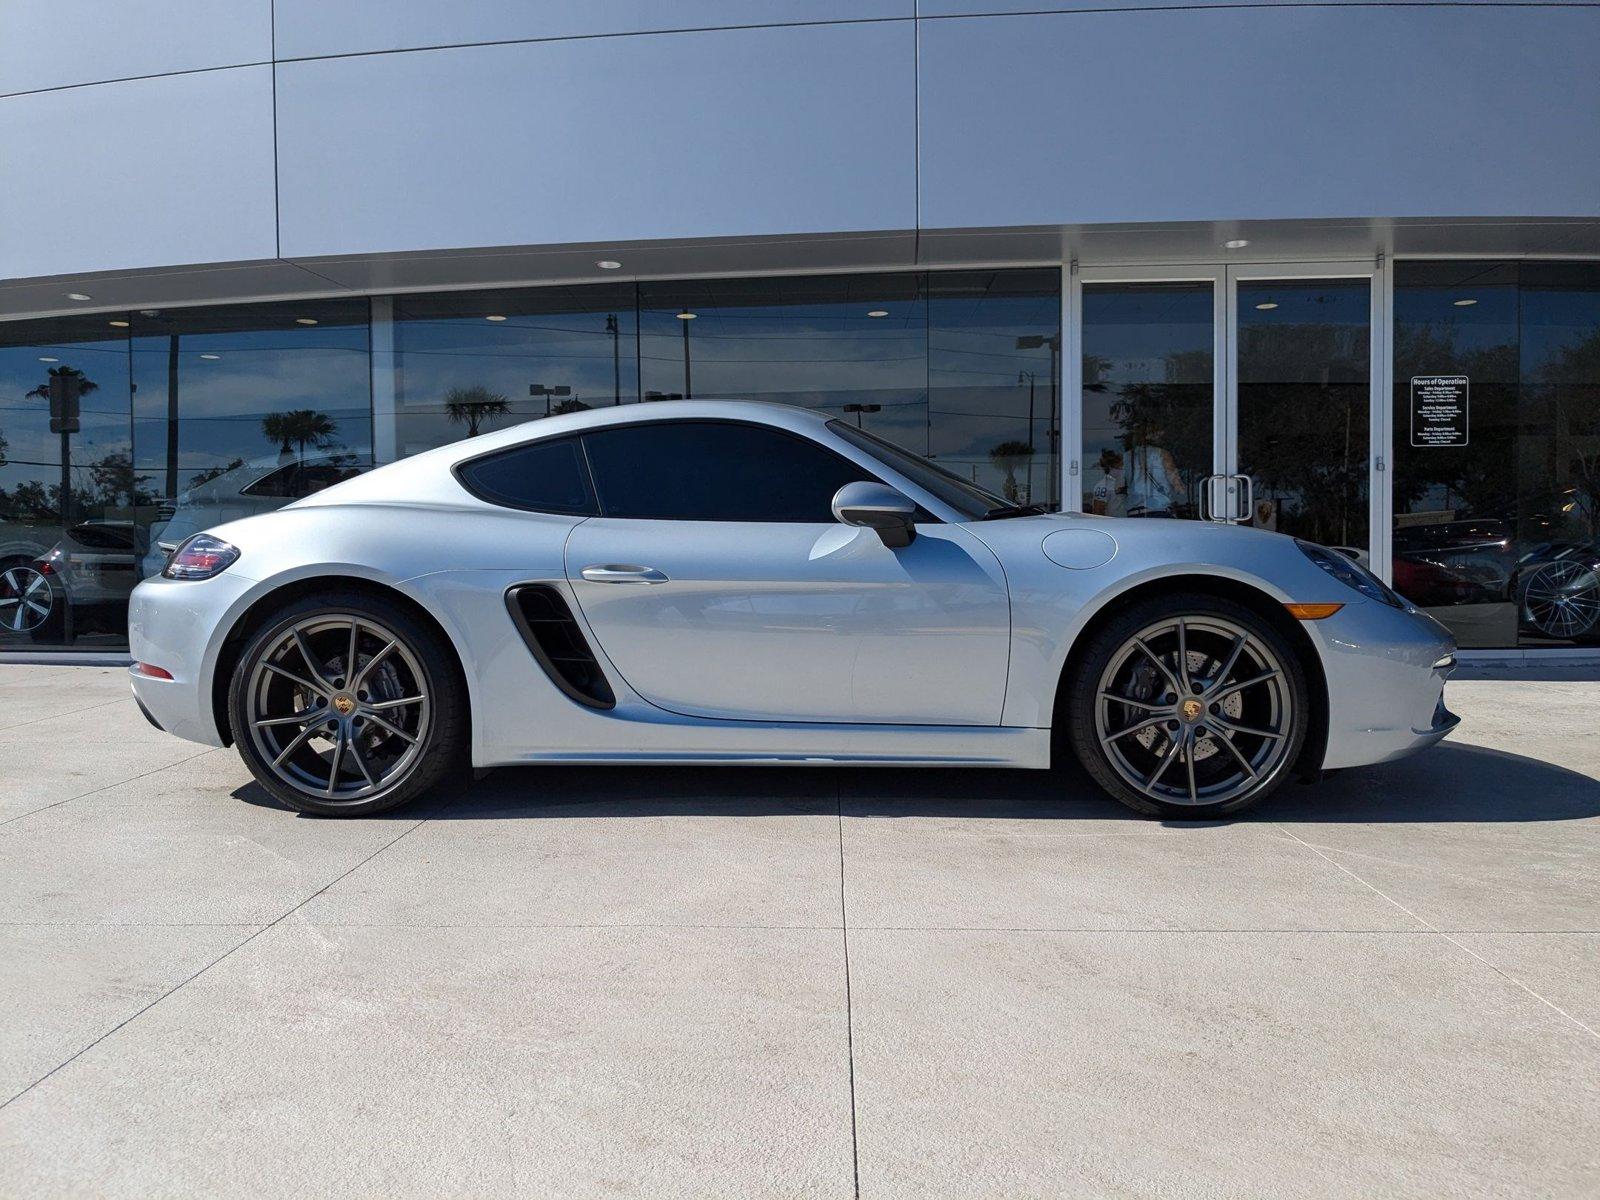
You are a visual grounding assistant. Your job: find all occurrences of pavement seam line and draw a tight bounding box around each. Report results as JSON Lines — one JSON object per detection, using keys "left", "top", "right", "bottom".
{"left": 0, "top": 747, "right": 225, "bottom": 830}
{"left": 0, "top": 816, "right": 431, "bottom": 1112}
{"left": 1273, "top": 823, "right": 1600, "bottom": 1045}
{"left": 0, "top": 694, "right": 131, "bottom": 733}
{"left": 838, "top": 784, "right": 861, "bottom": 1200}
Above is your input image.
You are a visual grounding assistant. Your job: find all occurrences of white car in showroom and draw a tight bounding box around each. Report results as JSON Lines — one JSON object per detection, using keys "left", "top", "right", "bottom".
{"left": 128, "top": 401, "right": 1458, "bottom": 819}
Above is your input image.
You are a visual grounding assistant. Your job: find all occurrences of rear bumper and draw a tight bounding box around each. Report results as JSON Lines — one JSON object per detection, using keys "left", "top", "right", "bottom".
{"left": 127, "top": 571, "right": 258, "bottom": 748}
{"left": 1313, "top": 599, "right": 1460, "bottom": 770}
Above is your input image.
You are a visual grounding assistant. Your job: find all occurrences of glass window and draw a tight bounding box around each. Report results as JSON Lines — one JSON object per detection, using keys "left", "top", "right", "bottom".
{"left": 0, "top": 315, "right": 134, "bottom": 651}
{"left": 456, "top": 437, "right": 596, "bottom": 515}
{"left": 639, "top": 270, "right": 1060, "bottom": 506}
{"left": 130, "top": 299, "right": 372, "bottom": 581}
{"left": 1393, "top": 262, "right": 1600, "bottom": 649}
{"left": 928, "top": 270, "right": 1061, "bottom": 508}
{"left": 582, "top": 420, "right": 872, "bottom": 522}
{"left": 1081, "top": 282, "right": 1213, "bottom": 519}
{"left": 391, "top": 285, "right": 637, "bottom": 457}
{"left": 1519, "top": 266, "right": 1600, "bottom": 647}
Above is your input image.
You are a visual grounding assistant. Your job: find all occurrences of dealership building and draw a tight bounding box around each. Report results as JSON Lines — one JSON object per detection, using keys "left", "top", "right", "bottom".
{"left": 2, "top": 0, "right": 1598, "bottom": 656}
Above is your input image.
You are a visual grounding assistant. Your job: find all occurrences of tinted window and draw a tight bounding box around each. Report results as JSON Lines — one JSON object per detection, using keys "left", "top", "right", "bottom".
{"left": 457, "top": 437, "right": 596, "bottom": 514}
{"left": 582, "top": 421, "right": 872, "bottom": 522}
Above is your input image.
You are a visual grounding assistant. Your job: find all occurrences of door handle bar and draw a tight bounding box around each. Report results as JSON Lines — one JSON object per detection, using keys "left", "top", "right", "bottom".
{"left": 580, "top": 564, "right": 669, "bottom": 584}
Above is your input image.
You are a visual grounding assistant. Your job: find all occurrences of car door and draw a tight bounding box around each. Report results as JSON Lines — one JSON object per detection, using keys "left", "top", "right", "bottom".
{"left": 563, "top": 419, "right": 1011, "bottom": 725}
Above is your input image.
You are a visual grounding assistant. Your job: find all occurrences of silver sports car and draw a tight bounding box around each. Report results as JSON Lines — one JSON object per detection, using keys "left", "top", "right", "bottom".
{"left": 128, "top": 401, "right": 1459, "bottom": 819}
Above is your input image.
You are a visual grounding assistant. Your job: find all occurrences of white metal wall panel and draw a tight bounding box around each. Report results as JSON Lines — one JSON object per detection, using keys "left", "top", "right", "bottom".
{"left": 0, "top": 0, "right": 271, "bottom": 96}
{"left": 273, "top": 0, "right": 913, "bottom": 60}
{"left": 0, "top": 67, "right": 279, "bottom": 279}
{"left": 918, "top": 7, "right": 1600, "bottom": 229}
{"left": 275, "top": 22, "right": 918, "bottom": 258}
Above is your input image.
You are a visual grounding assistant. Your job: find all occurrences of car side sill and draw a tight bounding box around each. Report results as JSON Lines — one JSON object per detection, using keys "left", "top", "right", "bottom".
{"left": 479, "top": 725, "right": 1052, "bottom": 770}
{"left": 505, "top": 752, "right": 1030, "bottom": 767}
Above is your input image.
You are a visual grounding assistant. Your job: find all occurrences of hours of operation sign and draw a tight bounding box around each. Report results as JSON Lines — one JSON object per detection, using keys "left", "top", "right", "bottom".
{"left": 1410, "top": 376, "right": 1469, "bottom": 447}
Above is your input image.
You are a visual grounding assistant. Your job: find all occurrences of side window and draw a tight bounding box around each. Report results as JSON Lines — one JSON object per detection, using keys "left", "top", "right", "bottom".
{"left": 581, "top": 421, "right": 874, "bottom": 522}
{"left": 456, "top": 436, "right": 597, "bottom": 515}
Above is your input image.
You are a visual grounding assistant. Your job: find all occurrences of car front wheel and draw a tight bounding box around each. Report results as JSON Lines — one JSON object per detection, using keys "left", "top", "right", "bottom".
{"left": 1066, "top": 593, "right": 1310, "bottom": 818}
{"left": 228, "top": 591, "right": 466, "bottom": 816}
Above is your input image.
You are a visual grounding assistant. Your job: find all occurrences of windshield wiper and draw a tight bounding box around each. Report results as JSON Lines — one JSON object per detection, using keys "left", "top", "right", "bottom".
{"left": 980, "top": 503, "right": 1050, "bottom": 520}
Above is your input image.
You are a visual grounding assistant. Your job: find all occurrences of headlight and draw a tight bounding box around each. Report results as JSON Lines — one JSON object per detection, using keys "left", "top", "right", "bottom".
{"left": 1296, "top": 540, "right": 1404, "bottom": 608}
{"left": 162, "top": 533, "right": 240, "bottom": 580}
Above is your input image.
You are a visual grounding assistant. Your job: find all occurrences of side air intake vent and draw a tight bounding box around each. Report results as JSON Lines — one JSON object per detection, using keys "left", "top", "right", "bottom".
{"left": 506, "top": 584, "right": 616, "bottom": 709}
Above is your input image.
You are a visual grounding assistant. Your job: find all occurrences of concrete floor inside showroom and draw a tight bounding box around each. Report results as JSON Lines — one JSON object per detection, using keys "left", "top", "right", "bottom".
{"left": 1, "top": 663, "right": 1597, "bottom": 1198}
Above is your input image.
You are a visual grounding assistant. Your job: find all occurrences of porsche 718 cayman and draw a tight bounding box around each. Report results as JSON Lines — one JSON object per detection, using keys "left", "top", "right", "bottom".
{"left": 128, "top": 401, "right": 1459, "bottom": 819}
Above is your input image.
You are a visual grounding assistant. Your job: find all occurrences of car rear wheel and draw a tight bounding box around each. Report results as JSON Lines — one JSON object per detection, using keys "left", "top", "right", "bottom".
{"left": 228, "top": 592, "right": 466, "bottom": 816}
{"left": 1066, "top": 593, "right": 1309, "bottom": 818}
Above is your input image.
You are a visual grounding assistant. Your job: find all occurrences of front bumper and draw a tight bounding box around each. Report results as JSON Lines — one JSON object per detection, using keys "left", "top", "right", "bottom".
{"left": 1312, "top": 598, "right": 1460, "bottom": 770}
{"left": 127, "top": 570, "right": 258, "bottom": 747}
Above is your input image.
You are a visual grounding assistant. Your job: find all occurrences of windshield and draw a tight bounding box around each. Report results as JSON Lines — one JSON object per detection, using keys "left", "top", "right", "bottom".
{"left": 827, "top": 420, "right": 1026, "bottom": 520}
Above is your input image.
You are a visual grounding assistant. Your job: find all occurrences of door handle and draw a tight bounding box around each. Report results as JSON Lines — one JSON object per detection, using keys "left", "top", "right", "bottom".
{"left": 580, "top": 564, "right": 669, "bottom": 584}
{"left": 1233, "top": 474, "right": 1254, "bottom": 523}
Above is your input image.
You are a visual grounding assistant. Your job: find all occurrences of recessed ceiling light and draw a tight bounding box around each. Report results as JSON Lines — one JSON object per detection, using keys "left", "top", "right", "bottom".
{"left": 38, "top": 356, "right": 59, "bottom": 363}
{"left": 1453, "top": 298, "right": 1478, "bottom": 307}
{"left": 1254, "top": 302, "right": 1278, "bottom": 311}
{"left": 867, "top": 310, "right": 889, "bottom": 318}
{"left": 295, "top": 317, "right": 319, "bottom": 325}
{"left": 66, "top": 292, "right": 92, "bottom": 301}
{"left": 596, "top": 260, "right": 622, "bottom": 270}
{"left": 199, "top": 353, "right": 221, "bottom": 360}
{"left": 485, "top": 314, "right": 507, "bottom": 322}
{"left": 108, "top": 319, "right": 130, "bottom": 327}
{"left": 1223, "top": 239, "right": 1250, "bottom": 250}
{"left": 677, "top": 311, "right": 697, "bottom": 320}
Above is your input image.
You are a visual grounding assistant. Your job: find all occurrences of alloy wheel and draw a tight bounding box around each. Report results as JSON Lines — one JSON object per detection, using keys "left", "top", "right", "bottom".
{"left": 0, "top": 566, "right": 53, "bottom": 633}
{"left": 1095, "top": 615, "right": 1296, "bottom": 808}
{"left": 244, "top": 614, "right": 431, "bottom": 804}
{"left": 1521, "top": 560, "right": 1600, "bottom": 641}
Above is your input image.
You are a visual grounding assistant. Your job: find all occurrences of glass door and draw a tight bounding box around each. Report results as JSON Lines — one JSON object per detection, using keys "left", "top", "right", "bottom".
{"left": 1226, "top": 264, "right": 1380, "bottom": 557}
{"left": 1075, "top": 267, "right": 1223, "bottom": 520}
{"left": 1072, "top": 261, "right": 1384, "bottom": 558}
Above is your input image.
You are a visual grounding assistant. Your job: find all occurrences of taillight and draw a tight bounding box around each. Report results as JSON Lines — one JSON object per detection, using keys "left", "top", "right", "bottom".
{"left": 162, "top": 534, "right": 240, "bottom": 580}
{"left": 132, "top": 662, "right": 174, "bottom": 680}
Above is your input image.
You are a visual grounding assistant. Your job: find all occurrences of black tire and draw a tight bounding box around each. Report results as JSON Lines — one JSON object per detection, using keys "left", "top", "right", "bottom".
{"left": 228, "top": 590, "right": 467, "bottom": 816}
{"left": 1065, "top": 592, "right": 1310, "bottom": 819}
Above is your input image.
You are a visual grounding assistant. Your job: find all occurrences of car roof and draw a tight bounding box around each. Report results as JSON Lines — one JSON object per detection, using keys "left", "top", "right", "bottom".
{"left": 456, "top": 399, "right": 829, "bottom": 453}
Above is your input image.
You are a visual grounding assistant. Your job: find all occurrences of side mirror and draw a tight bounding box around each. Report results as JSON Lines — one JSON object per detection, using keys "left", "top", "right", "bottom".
{"left": 831, "top": 481, "right": 917, "bottom": 549}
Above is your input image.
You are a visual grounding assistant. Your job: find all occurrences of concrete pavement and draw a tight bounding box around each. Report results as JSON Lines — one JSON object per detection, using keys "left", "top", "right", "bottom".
{"left": 1, "top": 664, "right": 1597, "bottom": 1197}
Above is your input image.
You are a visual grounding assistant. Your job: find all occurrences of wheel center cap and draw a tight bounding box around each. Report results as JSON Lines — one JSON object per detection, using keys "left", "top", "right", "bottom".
{"left": 1180, "top": 697, "right": 1204, "bottom": 723}
{"left": 332, "top": 694, "right": 356, "bottom": 717}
